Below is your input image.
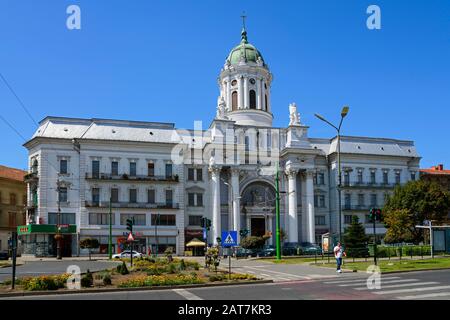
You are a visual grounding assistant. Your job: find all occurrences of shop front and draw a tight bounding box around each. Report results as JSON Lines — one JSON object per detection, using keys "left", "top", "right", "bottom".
{"left": 18, "top": 224, "right": 77, "bottom": 257}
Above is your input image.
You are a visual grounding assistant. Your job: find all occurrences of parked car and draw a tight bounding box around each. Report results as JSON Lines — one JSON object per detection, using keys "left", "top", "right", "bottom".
{"left": 235, "top": 248, "right": 257, "bottom": 258}
{"left": 300, "top": 242, "right": 322, "bottom": 255}
{"left": 112, "top": 250, "right": 143, "bottom": 259}
{"left": 0, "top": 251, "right": 9, "bottom": 260}
{"left": 257, "top": 247, "right": 276, "bottom": 257}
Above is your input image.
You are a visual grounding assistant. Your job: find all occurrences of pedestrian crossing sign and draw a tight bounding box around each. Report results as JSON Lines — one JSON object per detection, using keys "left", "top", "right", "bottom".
{"left": 221, "top": 231, "right": 238, "bottom": 247}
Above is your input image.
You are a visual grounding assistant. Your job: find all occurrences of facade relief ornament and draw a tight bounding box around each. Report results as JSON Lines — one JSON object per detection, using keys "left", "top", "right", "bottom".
{"left": 285, "top": 168, "right": 298, "bottom": 179}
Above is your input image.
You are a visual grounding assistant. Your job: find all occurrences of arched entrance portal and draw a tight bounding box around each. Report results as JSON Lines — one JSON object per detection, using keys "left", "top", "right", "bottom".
{"left": 241, "top": 181, "right": 276, "bottom": 241}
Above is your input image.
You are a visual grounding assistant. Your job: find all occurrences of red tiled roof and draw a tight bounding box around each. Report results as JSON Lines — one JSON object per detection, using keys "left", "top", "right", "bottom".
{"left": 420, "top": 164, "right": 450, "bottom": 176}
{"left": 0, "top": 165, "right": 27, "bottom": 182}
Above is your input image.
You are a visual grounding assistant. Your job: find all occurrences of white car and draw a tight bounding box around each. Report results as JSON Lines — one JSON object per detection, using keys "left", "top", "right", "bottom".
{"left": 112, "top": 250, "right": 143, "bottom": 259}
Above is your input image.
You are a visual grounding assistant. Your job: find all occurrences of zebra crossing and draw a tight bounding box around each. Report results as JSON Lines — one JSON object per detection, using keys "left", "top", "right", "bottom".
{"left": 321, "top": 275, "right": 450, "bottom": 300}
{"left": 237, "top": 265, "right": 337, "bottom": 282}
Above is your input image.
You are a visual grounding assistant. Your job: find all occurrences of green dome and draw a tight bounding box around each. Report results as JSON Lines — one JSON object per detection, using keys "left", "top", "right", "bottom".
{"left": 227, "top": 29, "right": 265, "bottom": 66}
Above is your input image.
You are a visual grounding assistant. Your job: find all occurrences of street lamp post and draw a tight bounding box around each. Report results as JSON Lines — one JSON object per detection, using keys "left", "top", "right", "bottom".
{"left": 315, "top": 106, "right": 349, "bottom": 243}
{"left": 56, "top": 179, "right": 63, "bottom": 260}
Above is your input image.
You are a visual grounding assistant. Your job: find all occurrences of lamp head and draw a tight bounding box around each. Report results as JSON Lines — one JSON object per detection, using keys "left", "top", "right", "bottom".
{"left": 341, "top": 106, "right": 349, "bottom": 118}
{"left": 314, "top": 113, "right": 326, "bottom": 122}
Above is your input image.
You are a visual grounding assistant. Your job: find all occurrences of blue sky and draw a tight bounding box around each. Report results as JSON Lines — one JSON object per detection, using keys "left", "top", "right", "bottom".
{"left": 0, "top": 0, "right": 449, "bottom": 170}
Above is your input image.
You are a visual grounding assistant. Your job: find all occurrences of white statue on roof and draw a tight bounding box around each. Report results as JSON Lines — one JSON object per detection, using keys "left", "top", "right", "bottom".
{"left": 216, "top": 96, "right": 228, "bottom": 120}
{"left": 289, "top": 102, "right": 301, "bottom": 126}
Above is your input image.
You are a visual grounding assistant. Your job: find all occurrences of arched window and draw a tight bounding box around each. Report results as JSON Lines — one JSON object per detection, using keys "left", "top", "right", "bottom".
{"left": 232, "top": 91, "right": 238, "bottom": 111}
{"left": 264, "top": 95, "right": 268, "bottom": 111}
{"left": 249, "top": 90, "right": 256, "bottom": 109}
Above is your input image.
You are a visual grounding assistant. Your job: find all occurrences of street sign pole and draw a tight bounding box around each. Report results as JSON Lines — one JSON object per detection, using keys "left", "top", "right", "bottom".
{"left": 11, "top": 231, "right": 17, "bottom": 290}
{"left": 228, "top": 248, "right": 231, "bottom": 280}
{"left": 108, "top": 195, "right": 112, "bottom": 260}
{"left": 430, "top": 221, "right": 434, "bottom": 259}
{"left": 373, "top": 214, "right": 377, "bottom": 266}
{"left": 275, "top": 162, "right": 282, "bottom": 261}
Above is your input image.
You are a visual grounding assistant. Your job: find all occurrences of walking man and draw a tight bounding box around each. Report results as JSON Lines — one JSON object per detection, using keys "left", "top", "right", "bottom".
{"left": 334, "top": 242, "right": 345, "bottom": 273}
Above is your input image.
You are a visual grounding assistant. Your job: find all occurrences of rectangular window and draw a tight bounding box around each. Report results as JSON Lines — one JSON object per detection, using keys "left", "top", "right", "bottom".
{"left": 59, "top": 188, "right": 68, "bottom": 203}
{"left": 111, "top": 161, "right": 118, "bottom": 176}
{"left": 48, "top": 213, "right": 75, "bottom": 225}
{"left": 358, "top": 194, "right": 365, "bottom": 206}
{"left": 344, "top": 194, "right": 351, "bottom": 208}
{"left": 395, "top": 171, "right": 401, "bottom": 184}
{"left": 165, "top": 163, "right": 173, "bottom": 178}
{"left": 370, "top": 194, "right": 377, "bottom": 207}
{"left": 370, "top": 171, "right": 376, "bottom": 184}
{"left": 89, "top": 212, "right": 115, "bottom": 225}
{"left": 188, "top": 168, "right": 195, "bottom": 181}
{"left": 197, "top": 193, "right": 203, "bottom": 207}
{"left": 318, "top": 173, "right": 325, "bottom": 185}
{"left": 148, "top": 163, "right": 155, "bottom": 176}
{"left": 315, "top": 216, "right": 326, "bottom": 226}
{"left": 92, "top": 188, "right": 100, "bottom": 204}
{"left": 151, "top": 214, "right": 176, "bottom": 226}
{"left": 130, "top": 162, "right": 137, "bottom": 177}
{"left": 166, "top": 189, "right": 173, "bottom": 206}
{"left": 344, "top": 215, "right": 353, "bottom": 224}
{"left": 357, "top": 171, "right": 363, "bottom": 184}
{"left": 411, "top": 172, "right": 416, "bottom": 181}
{"left": 60, "top": 159, "right": 68, "bottom": 174}
{"left": 196, "top": 168, "right": 203, "bottom": 181}
{"left": 10, "top": 193, "right": 17, "bottom": 205}
{"left": 111, "top": 188, "right": 119, "bottom": 203}
{"left": 189, "top": 215, "right": 202, "bottom": 226}
{"left": 9, "top": 212, "right": 16, "bottom": 228}
{"left": 120, "top": 214, "right": 145, "bottom": 226}
{"left": 129, "top": 189, "right": 137, "bottom": 203}
{"left": 383, "top": 171, "right": 389, "bottom": 184}
{"left": 319, "top": 195, "right": 325, "bottom": 208}
{"left": 344, "top": 171, "right": 350, "bottom": 186}
{"left": 147, "top": 189, "right": 155, "bottom": 204}
{"left": 188, "top": 193, "right": 195, "bottom": 206}
{"left": 92, "top": 160, "right": 100, "bottom": 178}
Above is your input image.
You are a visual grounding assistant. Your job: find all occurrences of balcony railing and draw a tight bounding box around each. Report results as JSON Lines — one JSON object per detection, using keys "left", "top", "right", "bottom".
{"left": 24, "top": 172, "right": 39, "bottom": 183}
{"left": 341, "top": 181, "right": 399, "bottom": 188}
{"left": 342, "top": 205, "right": 374, "bottom": 211}
{"left": 85, "top": 172, "right": 179, "bottom": 182}
{"left": 85, "top": 200, "right": 180, "bottom": 209}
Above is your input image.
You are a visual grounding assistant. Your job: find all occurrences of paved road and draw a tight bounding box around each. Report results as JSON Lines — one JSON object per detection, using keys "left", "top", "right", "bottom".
{"left": 0, "top": 260, "right": 120, "bottom": 282}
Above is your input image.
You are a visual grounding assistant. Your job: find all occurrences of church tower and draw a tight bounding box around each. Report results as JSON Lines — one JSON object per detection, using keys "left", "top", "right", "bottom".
{"left": 218, "top": 20, "right": 273, "bottom": 127}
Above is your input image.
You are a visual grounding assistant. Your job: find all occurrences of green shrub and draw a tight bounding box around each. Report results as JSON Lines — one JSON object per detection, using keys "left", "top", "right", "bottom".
{"left": 102, "top": 274, "right": 112, "bottom": 286}
{"left": 230, "top": 273, "right": 257, "bottom": 281}
{"left": 167, "top": 263, "right": 177, "bottom": 274}
{"left": 118, "top": 274, "right": 204, "bottom": 288}
{"left": 209, "top": 274, "right": 225, "bottom": 282}
{"left": 81, "top": 270, "right": 94, "bottom": 288}
{"left": 23, "top": 274, "right": 69, "bottom": 291}
{"left": 117, "top": 261, "right": 129, "bottom": 275}
{"left": 179, "top": 259, "right": 186, "bottom": 271}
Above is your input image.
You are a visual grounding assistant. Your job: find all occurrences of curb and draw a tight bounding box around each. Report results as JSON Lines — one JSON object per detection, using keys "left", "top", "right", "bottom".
{"left": 0, "top": 279, "right": 272, "bottom": 298}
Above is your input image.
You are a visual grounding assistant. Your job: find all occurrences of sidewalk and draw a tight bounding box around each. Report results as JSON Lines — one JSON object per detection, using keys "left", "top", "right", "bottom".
{"left": 17, "top": 255, "right": 112, "bottom": 263}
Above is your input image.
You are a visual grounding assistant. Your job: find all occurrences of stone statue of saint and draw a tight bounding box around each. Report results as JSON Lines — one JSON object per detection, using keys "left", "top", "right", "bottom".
{"left": 289, "top": 102, "right": 301, "bottom": 126}
{"left": 256, "top": 56, "right": 264, "bottom": 67}
{"left": 216, "top": 96, "right": 228, "bottom": 119}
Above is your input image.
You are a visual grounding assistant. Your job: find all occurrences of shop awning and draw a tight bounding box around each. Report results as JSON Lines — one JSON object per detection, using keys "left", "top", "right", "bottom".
{"left": 17, "top": 224, "right": 77, "bottom": 235}
{"left": 186, "top": 238, "right": 206, "bottom": 247}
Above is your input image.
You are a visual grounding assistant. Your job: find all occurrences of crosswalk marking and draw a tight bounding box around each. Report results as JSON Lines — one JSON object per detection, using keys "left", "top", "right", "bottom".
{"left": 173, "top": 289, "right": 203, "bottom": 300}
{"left": 354, "top": 281, "right": 438, "bottom": 291}
{"left": 243, "top": 266, "right": 311, "bottom": 280}
{"left": 397, "top": 292, "right": 450, "bottom": 300}
{"left": 373, "top": 285, "right": 450, "bottom": 295}
{"left": 324, "top": 276, "right": 400, "bottom": 284}
{"left": 339, "top": 279, "right": 418, "bottom": 287}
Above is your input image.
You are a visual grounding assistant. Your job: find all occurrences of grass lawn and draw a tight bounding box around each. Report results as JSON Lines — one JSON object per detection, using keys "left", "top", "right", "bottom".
{"left": 316, "top": 257, "right": 450, "bottom": 272}
{"left": 257, "top": 257, "right": 318, "bottom": 264}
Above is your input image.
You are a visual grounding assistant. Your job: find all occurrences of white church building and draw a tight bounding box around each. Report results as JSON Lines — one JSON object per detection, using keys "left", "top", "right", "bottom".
{"left": 21, "top": 26, "right": 420, "bottom": 256}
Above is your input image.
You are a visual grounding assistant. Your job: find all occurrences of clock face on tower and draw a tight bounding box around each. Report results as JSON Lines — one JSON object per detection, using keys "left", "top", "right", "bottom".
{"left": 249, "top": 78, "right": 256, "bottom": 85}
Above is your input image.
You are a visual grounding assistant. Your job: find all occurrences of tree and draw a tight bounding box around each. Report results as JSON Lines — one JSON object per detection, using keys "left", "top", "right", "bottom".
{"left": 383, "top": 181, "right": 450, "bottom": 243}
{"left": 343, "top": 216, "right": 369, "bottom": 257}
{"left": 240, "top": 236, "right": 266, "bottom": 250}
{"left": 79, "top": 238, "right": 100, "bottom": 261}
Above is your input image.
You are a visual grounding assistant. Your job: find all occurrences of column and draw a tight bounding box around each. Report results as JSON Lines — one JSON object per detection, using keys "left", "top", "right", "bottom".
{"left": 231, "top": 168, "right": 241, "bottom": 242}
{"left": 267, "top": 215, "right": 273, "bottom": 245}
{"left": 305, "top": 170, "right": 316, "bottom": 244}
{"left": 243, "top": 76, "right": 249, "bottom": 109}
{"left": 238, "top": 76, "right": 244, "bottom": 109}
{"left": 261, "top": 80, "right": 266, "bottom": 111}
{"left": 226, "top": 80, "right": 231, "bottom": 111}
{"left": 210, "top": 166, "right": 221, "bottom": 245}
{"left": 286, "top": 168, "right": 299, "bottom": 243}
{"left": 256, "top": 78, "right": 261, "bottom": 110}
{"left": 301, "top": 173, "right": 307, "bottom": 242}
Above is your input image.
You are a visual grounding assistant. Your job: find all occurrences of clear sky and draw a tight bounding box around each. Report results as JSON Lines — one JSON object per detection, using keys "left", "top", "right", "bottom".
{"left": 0, "top": 0, "right": 449, "bottom": 170}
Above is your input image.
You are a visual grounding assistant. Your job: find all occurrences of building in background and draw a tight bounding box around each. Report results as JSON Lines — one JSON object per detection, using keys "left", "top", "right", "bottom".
{"left": 21, "top": 25, "right": 421, "bottom": 256}
{"left": 0, "top": 165, "right": 26, "bottom": 251}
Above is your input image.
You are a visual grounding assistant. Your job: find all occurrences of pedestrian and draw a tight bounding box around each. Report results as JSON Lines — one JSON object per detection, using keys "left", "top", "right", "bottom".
{"left": 334, "top": 242, "right": 345, "bottom": 273}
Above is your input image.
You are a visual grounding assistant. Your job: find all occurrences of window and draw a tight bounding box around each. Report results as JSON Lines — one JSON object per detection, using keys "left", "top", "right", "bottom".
{"left": 232, "top": 91, "right": 238, "bottom": 111}
{"left": 314, "top": 195, "right": 325, "bottom": 208}
{"left": 188, "top": 193, "right": 195, "bottom": 206}
{"left": 370, "top": 171, "right": 376, "bottom": 184}
{"left": 344, "top": 215, "right": 353, "bottom": 224}
{"left": 48, "top": 212, "right": 75, "bottom": 225}
{"left": 249, "top": 90, "right": 256, "bottom": 109}
{"left": 188, "top": 168, "right": 195, "bottom": 181}
{"left": 344, "top": 171, "right": 350, "bottom": 186}
{"left": 111, "top": 161, "right": 118, "bottom": 176}
{"left": 197, "top": 193, "right": 203, "bottom": 206}
{"left": 395, "top": 171, "right": 401, "bottom": 184}
{"left": 344, "top": 194, "right": 351, "bottom": 208}
{"left": 383, "top": 171, "right": 389, "bottom": 184}
{"left": 121, "top": 214, "right": 146, "bottom": 226}
{"left": 89, "top": 212, "right": 115, "bottom": 225}
{"left": 130, "top": 162, "right": 137, "bottom": 177}
{"left": 92, "top": 188, "right": 100, "bottom": 204}
{"left": 264, "top": 94, "right": 268, "bottom": 111}
{"left": 151, "top": 214, "right": 176, "bottom": 226}
{"left": 9, "top": 212, "right": 16, "bottom": 228}
{"left": 58, "top": 188, "right": 67, "bottom": 203}
{"left": 31, "top": 159, "right": 38, "bottom": 173}
{"left": 129, "top": 189, "right": 137, "bottom": 203}
{"left": 147, "top": 189, "right": 155, "bottom": 204}
{"left": 370, "top": 194, "right": 377, "bottom": 207}
{"left": 148, "top": 163, "right": 155, "bottom": 176}
{"left": 358, "top": 194, "right": 365, "bottom": 206}
{"left": 315, "top": 216, "right": 326, "bottom": 226}
{"left": 111, "top": 188, "right": 119, "bottom": 203}
{"left": 10, "top": 193, "right": 17, "bottom": 205}
{"left": 196, "top": 168, "right": 203, "bottom": 181}
{"left": 231, "top": 80, "right": 237, "bottom": 86}
{"left": 189, "top": 215, "right": 202, "bottom": 226}
{"left": 410, "top": 172, "right": 416, "bottom": 181}
{"left": 165, "top": 163, "right": 173, "bottom": 178}
{"left": 318, "top": 173, "right": 325, "bottom": 185}
{"left": 357, "top": 170, "right": 363, "bottom": 184}
{"left": 166, "top": 189, "right": 173, "bottom": 206}
{"left": 60, "top": 159, "right": 68, "bottom": 174}
{"left": 92, "top": 160, "right": 100, "bottom": 178}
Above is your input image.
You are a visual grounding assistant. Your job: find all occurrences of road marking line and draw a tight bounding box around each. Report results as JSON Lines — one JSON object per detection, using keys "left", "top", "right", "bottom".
{"left": 324, "top": 276, "right": 400, "bottom": 284}
{"left": 374, "top": 285, "right": 450, "bottom": 295}
{"left": 243, "top": 266, "right": 311, "bottom": 279}
{"left": 173, "top": 289, "right": 203, "bottom": 300}
{"left": 274, "top": 277, "right": 293, "bottom": 281}
{"left": 397, "top": 292, "right": 450, "bottom": 300}
{"left": 339, "top": 279, "right": 418, "bottom": 287}
{"left": 261, "top": 273, "right": 272, "bottom": 277}
{"left": 354, "top": 282, "right": 438, "bottom": 291}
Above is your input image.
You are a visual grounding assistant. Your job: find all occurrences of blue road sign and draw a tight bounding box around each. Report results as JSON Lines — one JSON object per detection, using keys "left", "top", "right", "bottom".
{"left": 221, "top": 231, "right": 238, "bottom": 247}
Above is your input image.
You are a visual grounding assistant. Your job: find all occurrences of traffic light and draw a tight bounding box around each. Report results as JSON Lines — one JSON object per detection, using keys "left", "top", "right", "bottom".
{"left": 375, "top": 209, "right": 382, "bottom": 221}
{"left": 206, "top": 218, "right": 211, "bottom": 230}
{"left": 126, "top": 218, "right": 134, "bottom": 233}
{"left": 201, "top": 217, "right": 206, "bottom": 228}
{"left": 369, "top": 208, "right": 375, "bottom": 222}
{"left": 239, "top": 229, "right": 249, "bottom": 238}
{"left": 369, "top": 208, "right": 383, "bottom": 222}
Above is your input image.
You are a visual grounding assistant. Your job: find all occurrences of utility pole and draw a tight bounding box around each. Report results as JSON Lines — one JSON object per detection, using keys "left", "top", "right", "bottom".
{"left": 108, "top": 193, "right": 112, "bottom": 260}
{"left": 155, "top": 214, "right": 159, "bottom": 257}
{"left": 11, "top": 231, "right": 17, "bottom": 289}
{"left": 275, "top": 162, "right": 281, "bottom": 260}
{"left": 56, "top": 179, "right": 63, "bottom": 260}
{"left": 372, "top": 210, "right": 377, "bottom": 266}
